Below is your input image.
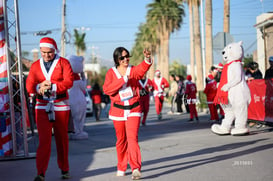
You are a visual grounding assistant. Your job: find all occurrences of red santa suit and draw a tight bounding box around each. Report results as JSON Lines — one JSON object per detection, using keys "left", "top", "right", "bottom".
{"left": 204, "top": 77, "right": 219, "bottom": 121}
{"left": 26, "top": 55, "right": 73, "bottom": 176}
{"left": 138, "top": 78, "right": 153, "bottom": 125}
{"left": 185, "top": 75, "right": 198, "bottom": 120}
{"left": 152, "top": 73, "right": 169, "bottom": 117}
{"left": 103, "top": 59, "right": 152, "bottom": 173}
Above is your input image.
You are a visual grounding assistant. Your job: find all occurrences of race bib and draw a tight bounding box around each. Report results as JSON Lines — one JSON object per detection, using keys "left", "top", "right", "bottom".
{"left": 119, "top": 86, "right": 133, "bottom": 101}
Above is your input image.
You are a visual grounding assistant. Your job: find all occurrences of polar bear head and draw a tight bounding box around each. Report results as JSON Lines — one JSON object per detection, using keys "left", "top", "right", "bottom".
{"left": 222, "top": 41, "right": 244, "bottom": 63}
{"left": 66, "top": 55, "right": 84, "bottom": 73}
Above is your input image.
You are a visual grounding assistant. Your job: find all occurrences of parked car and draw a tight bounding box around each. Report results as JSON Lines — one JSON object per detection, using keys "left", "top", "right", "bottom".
{"left": 85, "top": 90, "right": 93, "bottom": 117}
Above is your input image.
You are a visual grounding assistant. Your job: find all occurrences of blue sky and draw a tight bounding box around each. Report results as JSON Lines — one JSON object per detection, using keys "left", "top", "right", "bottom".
{"left": 19, "top": 0, "right": 273, "bottom": 67}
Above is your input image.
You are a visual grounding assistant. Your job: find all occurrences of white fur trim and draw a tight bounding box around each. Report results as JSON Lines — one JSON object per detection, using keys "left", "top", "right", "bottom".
{"left": 144, "top": 57, "right": 152, "bottom": 64}
{"left": 40, "top": 42, "right": 56, "bottom": 50}
{"left": 123, "top": 76, "right": 128, "bottom": 83}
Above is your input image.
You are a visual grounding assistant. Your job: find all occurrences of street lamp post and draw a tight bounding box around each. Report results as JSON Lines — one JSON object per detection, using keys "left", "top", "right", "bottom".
{"left": 61, "top": 0, "right": 66, "bottom": 57}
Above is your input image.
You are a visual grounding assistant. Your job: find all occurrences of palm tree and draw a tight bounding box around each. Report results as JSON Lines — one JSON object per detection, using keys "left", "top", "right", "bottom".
{"left": 73, "top": 29, "right": 86, "bottom": 56}
{"left": 205, "top": 0, "right": 213, "bottom": 76}
{"left": 192, "top": 0, "right": 204, "bottom": 91}
{"left": 146, "top": 0, "right": 185, "bottom": 80}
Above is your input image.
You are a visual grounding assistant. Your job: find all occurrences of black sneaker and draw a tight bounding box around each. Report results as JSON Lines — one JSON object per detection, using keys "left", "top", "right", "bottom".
{"left": 61, "top": 171, "right": 71, "bottom": 179}
{"left": 34, "top": 175, "right": 45, "bottom": 181}
{"left": 187, "top": 119, "right": 193, "bottom": 122}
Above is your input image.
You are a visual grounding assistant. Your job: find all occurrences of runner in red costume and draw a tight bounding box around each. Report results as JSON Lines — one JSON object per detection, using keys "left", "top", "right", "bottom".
{"left": 26, "top": 37, "right": 73, "bottom": 181}
{"left": 138, "top": 74, "right": 153, "bottom": 126}
{"left": 204, "top": 74, "right": 219, "bottom": 122}
{"left": 185, "top": 75, "right": 199, "bottom": 122}
{"left": 103, "top": 47, "right": 152, "bottom": 180}
{"left": 152, "top": 70, "right": 169, "bottom": 120}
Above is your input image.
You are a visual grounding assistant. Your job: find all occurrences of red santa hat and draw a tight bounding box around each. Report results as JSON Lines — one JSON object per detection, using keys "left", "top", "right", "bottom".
{"left": 216, "top": 62, "right": 224, "bottom": 69}
{"left": 155, "top": 70, "right": 161, "bottom": 76}
{"left": 40, "top": 37, "right": 59, "bottom": 52}
{"left": 186, "top": 75, "right": 192, "bottom": 81}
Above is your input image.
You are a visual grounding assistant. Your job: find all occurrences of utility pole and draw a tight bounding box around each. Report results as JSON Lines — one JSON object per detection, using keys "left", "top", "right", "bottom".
{"left": 61, "top": 0, "right": 66, "bottom": 57}
{"left": 223, "top": 0, "right": 230, "bottom": 33}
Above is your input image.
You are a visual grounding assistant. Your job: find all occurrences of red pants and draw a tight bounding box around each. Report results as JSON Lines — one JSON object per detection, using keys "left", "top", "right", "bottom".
{"left": 35, "top": 109, "right": 70, "bottom": 175}
{"left": 139, "top": 95, "right": 150, "bottom": 124}
{"left": 154, "top": 96, "right": 164, "bottom": 115}
{"left": 189, "top": 104, "right": 198, "bottom": 119}
{"left": 208, "top": 103, "right": 219, "bottom": 120}
{"left": 113, "top": 117, "right": 141, "bottom": 172}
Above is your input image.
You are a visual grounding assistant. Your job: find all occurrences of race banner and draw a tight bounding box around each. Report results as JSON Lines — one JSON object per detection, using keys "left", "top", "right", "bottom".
{"left": 247, "top": 79, "right": 273, "bottom": 122}
{"left": 0, "top": 0, "right": 12, "bottom": 156}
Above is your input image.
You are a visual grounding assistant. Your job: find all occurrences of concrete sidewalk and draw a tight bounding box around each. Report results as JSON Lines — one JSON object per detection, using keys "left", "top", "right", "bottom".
{"left": 1, "top": 102, "right": 273, "bottom": 181}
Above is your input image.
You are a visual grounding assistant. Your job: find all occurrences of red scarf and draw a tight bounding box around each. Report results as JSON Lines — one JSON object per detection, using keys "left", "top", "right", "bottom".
{"left": 214, "top": 60, "right": 241, "bottom": 105}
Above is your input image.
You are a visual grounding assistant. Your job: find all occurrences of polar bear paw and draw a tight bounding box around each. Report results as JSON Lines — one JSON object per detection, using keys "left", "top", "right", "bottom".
{"left": 231, "top": 128, "right": 249, "bottom": 136}
{"left": 211, "top": 124, "right": 230, "bottom": 135}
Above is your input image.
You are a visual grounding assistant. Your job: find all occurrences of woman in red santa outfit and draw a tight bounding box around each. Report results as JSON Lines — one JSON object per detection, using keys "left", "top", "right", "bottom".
{"left": 185, "top": 75, "right": 199, "bottom": 122}
{"left": 138, "top": 74, "right": 153, "bottom": 126}
{"left": 26, "top": 37, "right": 74, "bottom": 181}
{"left": 103, "top": 47, "right": 152, "bottom": 180}
{"left": 152, "top": 70, "right": 169, "bottom": 120}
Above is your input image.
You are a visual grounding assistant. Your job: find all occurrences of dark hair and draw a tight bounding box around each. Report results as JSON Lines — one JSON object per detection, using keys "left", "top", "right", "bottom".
{"left": 210, "top": 66, "right": 217, "bottom": 72}
{"left": 93, "top": 83, "right": 100, "bottom": 90}
{"left": 170, "top": 74, "right": 175, "bottom": 79}
{"left": 247, "top": 62, "right": 259, "bottom": 70}
{"left": 113, "top": 47, "right": 130, "bottom": 67}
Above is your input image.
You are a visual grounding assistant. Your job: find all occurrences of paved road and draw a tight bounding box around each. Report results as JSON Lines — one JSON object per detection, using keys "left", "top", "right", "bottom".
{"left": 1, "top": 102, "right": 273, "bottom": 181}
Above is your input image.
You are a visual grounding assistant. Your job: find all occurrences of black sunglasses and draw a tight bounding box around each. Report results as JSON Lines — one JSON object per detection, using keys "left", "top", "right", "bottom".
{"left": 119, "top": 55, "right": 131, "bottom": 61}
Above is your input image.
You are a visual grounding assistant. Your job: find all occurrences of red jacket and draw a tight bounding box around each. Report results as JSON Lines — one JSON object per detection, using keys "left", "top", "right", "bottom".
{"left": 204, "top": 79, "right": 217, "bottom": 102}
{"left": 185, "top": 81, "right": 197, "bottom": 99}
{"left": 138, "top": 78, "right": 153, "bottom": 94}
{"left": 90, "top": 89, "right": 102, "bottom": 104}
{"left": 152, "top": 77, "right": 169, "bottom": 97}
{"left": 26, "top": 56, "right": 74, "bottom": 110}
{"left": 103, "top": 60, "right": 152, "bottom": 120}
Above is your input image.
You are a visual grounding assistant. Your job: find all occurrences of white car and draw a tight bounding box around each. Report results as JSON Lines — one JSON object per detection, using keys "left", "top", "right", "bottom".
{"left": 85, "top": 90, "right": 93, "bottom": 116}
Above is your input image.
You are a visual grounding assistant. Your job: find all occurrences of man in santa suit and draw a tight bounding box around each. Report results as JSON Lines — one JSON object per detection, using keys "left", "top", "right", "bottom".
{"left": 138, "top": 74, "right": 153, "bottom": 126}
{"left": 26, "top": 37, "right": 74, "bottom": 181}
{"left": 103, "top": 47, "right": 152, "bottom": 180}
{"left": 152, "top": 70, "right": 169, "bottom": 120}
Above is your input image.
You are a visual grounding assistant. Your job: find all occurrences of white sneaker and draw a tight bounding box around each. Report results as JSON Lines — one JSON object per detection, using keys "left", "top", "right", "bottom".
{"left": 116, "top": 170, "right": 125, "bottom": 176}
{"left": 132, "top": 168, "right": 141, "bottom": 180}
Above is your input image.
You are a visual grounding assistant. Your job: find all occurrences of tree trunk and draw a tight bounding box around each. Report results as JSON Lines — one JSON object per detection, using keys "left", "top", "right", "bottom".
{"left": 148, "top": 54, "right": 156, "bottom": 79}
{"left": 189, "top": 0, "right": 195, "bottom": 81}
{"left": 193, "top": 2, "right": 204, "bottom": 91}
{"left": 161, "top": 32, "right": 169, "bottom": 81}
{"left": 205, "top": 0, "right": 213, "bottom": 75}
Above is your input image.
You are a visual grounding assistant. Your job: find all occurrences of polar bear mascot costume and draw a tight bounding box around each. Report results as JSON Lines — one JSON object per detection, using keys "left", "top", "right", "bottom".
{"left": 211, "top": 41, "right": 251, "bottom": 136}
{"left": 67, "top": 55, "right": 88, "bottom": 140}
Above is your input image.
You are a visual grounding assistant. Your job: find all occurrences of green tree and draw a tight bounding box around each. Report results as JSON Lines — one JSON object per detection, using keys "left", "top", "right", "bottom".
{"left": 73, "top": 29, "right": 86, "bottom": 56}
{"left": 243, "top": 54, "right": 254, "bottom": 69}
{"left": 169, "top": 60, "right": 187, "bottom": 78}
{"left": 146, "top": 0, "right": 185, "bottom": 80}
